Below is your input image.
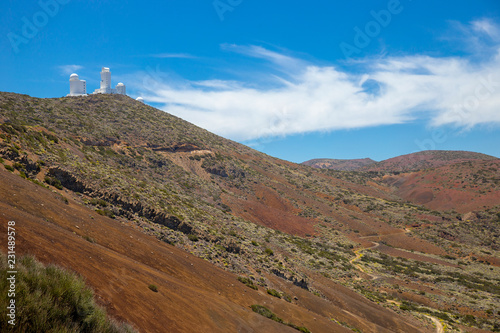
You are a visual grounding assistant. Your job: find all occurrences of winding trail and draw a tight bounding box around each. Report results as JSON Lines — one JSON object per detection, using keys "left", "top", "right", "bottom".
{"left": 350, "top": 227, "right": 414, "bottom": 279}
{"left": 424, "top": 315, "right": 444, "bottom": 333}
{"left": 350, "top": 228, "right": 444, "bottom": 333}
{"left": 349, "top": 242, "right": 380, "bottom": 280}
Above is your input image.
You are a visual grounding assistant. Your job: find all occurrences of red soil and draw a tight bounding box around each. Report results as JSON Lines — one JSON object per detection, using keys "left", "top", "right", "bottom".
{"left": 0, "top": 170, "right": 427, "bottom": 333}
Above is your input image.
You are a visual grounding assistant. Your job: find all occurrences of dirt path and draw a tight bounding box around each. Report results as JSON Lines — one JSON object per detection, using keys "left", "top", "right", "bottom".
{"left": 349, "top": 242, "right": 380, "bottom": 280}
{"left": 351, "top": 228, "right": 445, "bottom": 333}
{"left": 425, "top": 315, "right": 444, "bottom": 333}
{"left": 351, "top": 227, "right": 414, "bottom": 279}
{"left": 386, "top": 300, "right": 443, "bottom": 333}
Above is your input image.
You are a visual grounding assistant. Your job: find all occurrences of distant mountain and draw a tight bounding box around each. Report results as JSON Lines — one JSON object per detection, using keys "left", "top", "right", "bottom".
{"left": 304, "top": 151, "right": 497, "bottom": 173}
{"left": 361, "top": 150, "right": 498, "bottom": 173}
{"left": 302, "top": 158, "right": 376, "bottom": 171}
{"left": 383, "top": 159, "right": 500, "bottom": 213}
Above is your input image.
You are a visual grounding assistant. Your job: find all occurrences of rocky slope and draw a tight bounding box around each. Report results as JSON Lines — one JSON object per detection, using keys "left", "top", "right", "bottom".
{"left": 0, "top": 91, "right": 499, "bottom": 332}
{"left": 302, "top": 158, "right": 376, "bottom": 171}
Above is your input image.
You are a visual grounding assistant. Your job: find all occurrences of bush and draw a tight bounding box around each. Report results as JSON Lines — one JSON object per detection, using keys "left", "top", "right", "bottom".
{"left": 148, "top": 284, "right": 158, "bottom": 292}
{"left": 237, "top": 276, "right": 258, "bottom": 290}
{"left": 250, "top": 305, "right": 310, "bottom": 332}
{"left": 187, "top": 234, "right": 199, "bottom": 242}
{"left": 83, "top": 235, "right": 96, "bottom": 243}
{"left": 4, "top": 164, "right": 14, "bottom": 172}
{"left": 89, "top": 198, "right": 108, "bottom": 207}
{"left": 96, "top": 209, "right": 115, "bottom": 219}
{"left": 264, "top": 248, "right": 274, "bottom": 256}
{"left": 12, "top": 162, "right": 23, "bottom": 170}
{"left": 44, "top": 176, "right": 63, "bottom": 190}
{"left": 282, "top": 293, "right": 292, "bottom": 303}
{"left": 250, "top": 305, "right": 283, "bottom": 323}
{"left": 0, "top": 252, "right": 136, "bottom": 332}
{"left": 267, "top": 289, "right": 281, "bottom": 298}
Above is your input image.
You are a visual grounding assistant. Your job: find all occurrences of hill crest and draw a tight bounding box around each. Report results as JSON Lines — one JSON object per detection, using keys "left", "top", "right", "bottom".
{"left": 362, "top": 150, "right": 497, "bottom": 172}
{"left": 303, "top": 150, "right": 497, "bottom": 172}
{"left": 302, "top": 158, "right": 376, "bottom": 171}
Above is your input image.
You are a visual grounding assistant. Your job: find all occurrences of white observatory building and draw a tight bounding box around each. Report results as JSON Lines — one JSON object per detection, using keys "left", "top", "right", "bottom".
{"left": 93, "top": 67, "right": 126, "bottom": 95}
{"left": 136, "top": 97, "right": 144, "bottom": 103}
{"left": 98, "top": 67, "right": 112, "bottom": 94}
{"left": 67, "top": 74, "right": 87, "bottom": 96}
{"left": 116, "top": 82, "right": 126, "bottom": 95}
{"left": 67, "top": 67, "right": 127, "bottom": 97}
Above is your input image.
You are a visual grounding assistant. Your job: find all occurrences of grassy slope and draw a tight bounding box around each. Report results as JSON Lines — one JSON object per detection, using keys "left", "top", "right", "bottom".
{"left": 0, "top": 252, "right": 135, "bottom": 332}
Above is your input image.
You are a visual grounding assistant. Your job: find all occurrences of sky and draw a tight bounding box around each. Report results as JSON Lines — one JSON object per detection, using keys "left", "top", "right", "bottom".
{"left": 1, "top": 0, "right": 500, "bottom": 163}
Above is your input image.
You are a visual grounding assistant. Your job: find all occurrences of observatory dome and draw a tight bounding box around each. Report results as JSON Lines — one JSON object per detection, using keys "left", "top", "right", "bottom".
{"left": 117, "top": 82, "right": 124, "bottom": 86}
{"left": 70, "top": 73, "right": 79, "bottom": 80}
{"left": 136, "top": 97, "right": 144, "bottom": 103}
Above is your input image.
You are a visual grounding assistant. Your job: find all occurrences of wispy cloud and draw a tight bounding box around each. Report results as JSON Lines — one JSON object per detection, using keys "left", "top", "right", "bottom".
{"left": 443, "top": 18, "right": 500, "bottom": 55}
{"left": 58, "top": 64, "right": 83, "bottom": 75}
{"left": 131, "top": 19, "right": 500, "bottom": 141}
{"left": 471, "top": 18, "right": 500, "bottom": 40}
{"left": 221, "top": 44, "right": 306, "bottom": 70}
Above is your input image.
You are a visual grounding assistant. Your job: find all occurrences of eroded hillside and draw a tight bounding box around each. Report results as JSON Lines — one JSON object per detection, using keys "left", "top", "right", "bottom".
{"left": 0, "top": 91, "right": 499, "bottom": 332}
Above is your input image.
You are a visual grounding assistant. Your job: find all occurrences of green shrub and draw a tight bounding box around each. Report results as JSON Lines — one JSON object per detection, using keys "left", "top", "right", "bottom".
{"left": 237, "top": 276, "right": 258, "bottom": 290}
{"left": 282, "top": 293, "right": 292, "bottom": 303}
{"left": 4, "top": 164, "right": 14, "bottom": 172}
{"left": 44, "top": 176, "right": 63, "bottom": 190}
{"left": 83, "top": 235, "right": 96, "bottom": 243}
{"left": 267, "top": 289, "right": 281, "bottom": 298}
{"left": 250, "top": 305, "right": 283, "bottom": 323}
{"left": 250, "top": 305, "right": 310, "bottom": 332}
{"left": 148, "top": 284, "right": 158, "bottom": 292}
{"left": 95, "top": 209, "right": 115, "bottom": 219}
{"left": 264, "top": 248, "right": 274, "bottom": 256}
{"left": 12, "top": 162, "right": 23, "bottom": 170}
{"left": 0, "top": 252, "right": 136, "bottom": 332}
{"left": 187, "top": 234, "right": 199, "bottom": 242}
{"left": 89, "top": 198, "right": 109, "bottom": 207}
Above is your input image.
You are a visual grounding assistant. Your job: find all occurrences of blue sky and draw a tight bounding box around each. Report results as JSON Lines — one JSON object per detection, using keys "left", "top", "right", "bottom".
{"left": 1, "top": 0, "right": 500, "bottom": 162}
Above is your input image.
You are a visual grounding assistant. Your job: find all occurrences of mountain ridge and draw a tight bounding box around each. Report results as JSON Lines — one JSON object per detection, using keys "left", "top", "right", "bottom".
{"left": 302, "top": 150, "right": 497, "bottom": 172}
{"left": 302, "top": 158, "right": 377, "bottom": 171}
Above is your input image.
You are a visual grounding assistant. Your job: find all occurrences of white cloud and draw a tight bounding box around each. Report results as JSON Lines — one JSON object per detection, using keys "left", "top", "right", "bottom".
{"left": 221, "top": 44, "right": 306, "bottom": 70}
{"left": 58, "top": 64, "right": 83, "bottom": 75}
{"left": 444, "top": 18, "right": 500, "bottom": 55}
{"left": 471, "top": 18, "right": 500, "bottom": 40}
{"left": 131, "top": 20, "right": 500, "bottom": 141}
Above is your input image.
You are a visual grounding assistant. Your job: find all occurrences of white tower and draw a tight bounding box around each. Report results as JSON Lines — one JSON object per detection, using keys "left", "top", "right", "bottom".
{"left": 67, "top": 73, "right": 86, "bottom": 96}
{"left": 116, "top": 82, "right": 126, "bottom": 95}
{"left": 100, "top": 67, "right": 111, "bottom": 93}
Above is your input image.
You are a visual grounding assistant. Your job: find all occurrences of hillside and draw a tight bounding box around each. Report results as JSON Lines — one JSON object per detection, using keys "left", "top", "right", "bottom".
{"left": 302, "top": 158, "right": 376, "bottom": 171}
{"left": 1, "top": 91, "right": 499, "bottom": 332}
{"left": 361, "top": 150, "right": 497, "bottom": 172}
{"left": 383, "top": 159, "right": 500, "bottom": 213}
{"left": 0, "top": 170, "right": 362, "bottom": 333}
